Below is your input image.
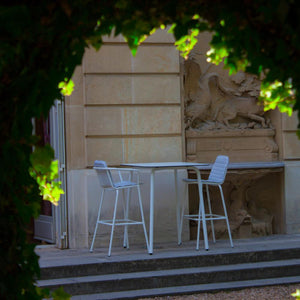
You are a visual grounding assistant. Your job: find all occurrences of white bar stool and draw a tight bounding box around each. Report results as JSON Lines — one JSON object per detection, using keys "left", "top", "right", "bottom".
{"left": 179, "top": 155, "right": 234, "bottom": 250}
{"left": 90, "top": 160, "right": 149, "bottom": 256}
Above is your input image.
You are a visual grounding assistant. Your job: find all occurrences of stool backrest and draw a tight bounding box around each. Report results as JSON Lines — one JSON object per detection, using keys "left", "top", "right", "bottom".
{"left": 208, "top": 155, "right": 229, "bottom": 184}
{"left": 94, "top": 160, "right": 114, "bottom": 188}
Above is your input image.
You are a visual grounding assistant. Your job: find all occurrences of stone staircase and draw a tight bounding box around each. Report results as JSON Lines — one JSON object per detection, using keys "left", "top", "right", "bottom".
{"left": 37, "top": 239, "right": 300, "bottom": 300}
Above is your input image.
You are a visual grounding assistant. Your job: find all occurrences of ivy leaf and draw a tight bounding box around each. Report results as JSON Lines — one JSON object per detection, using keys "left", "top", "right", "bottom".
{"left": 29, "top": 145, "right": 64, "bottom": 205}
{"left": 291, "top": 289, "right": 300, "bottom": 299}
{"left": 58, "top": 78, "right": 74, "bottom": 96}
{"left": 174, "top": 28, "right": 199, "bottom": 59}
{"left": 260, "top": 80, "right": 295, "bottom": 116}
{"left": 207, "top": 46, "right": 229, "bottom": 65}
{"left": 51, "top": 287, "right": 71, "bottom": 300}
{"left": 30, "top": 144, "right": 54, "bottom": 174}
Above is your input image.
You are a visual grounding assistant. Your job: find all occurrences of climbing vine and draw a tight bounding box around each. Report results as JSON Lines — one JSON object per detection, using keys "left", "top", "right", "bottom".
{"left": 1, "top": 0, "right": 300, "bottom": 298}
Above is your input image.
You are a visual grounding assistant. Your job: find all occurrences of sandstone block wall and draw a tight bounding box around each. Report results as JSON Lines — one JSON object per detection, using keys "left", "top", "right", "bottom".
{"left": 66, "top": 29, "right": 184, "bottom": 169}
{"left": 64, "top": 30, "right": 300, "bottom": 249}
{"left": 65, "top": 29, "right": 188, "bottom": 248}
{"left": 281, "top": 113, "right": 300, "bottom": 233}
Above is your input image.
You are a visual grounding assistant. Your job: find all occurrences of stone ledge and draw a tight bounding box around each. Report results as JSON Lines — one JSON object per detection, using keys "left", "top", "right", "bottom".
{"left": 186, "top": 128, "right": 276, "bottom": 138}
{"left": 195, "top": 161, "right": 284, "bottom": 171}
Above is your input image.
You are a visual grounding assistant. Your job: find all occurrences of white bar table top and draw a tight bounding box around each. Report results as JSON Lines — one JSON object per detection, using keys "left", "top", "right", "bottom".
{"left": 122, "top": 162, "right": 208, "bottom": 169}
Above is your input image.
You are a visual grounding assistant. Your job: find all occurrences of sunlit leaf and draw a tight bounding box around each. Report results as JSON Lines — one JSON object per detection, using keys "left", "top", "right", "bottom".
{"left": 58, "top": 79, "right": 74, "bottom": 96}
{"left": 29, "top": 145, "right": 64, "bottom": 206}
{"left": 207, "top": 46, "right": 229, "bottom": 65}
{"left": 174, "top": 28, "right": 200, "bottom": 59}
{"left": 260, "top": 79, "right": 295, "bottom": 115}
{"left": 292, "top": 289, "right": 300, "bottom": 299}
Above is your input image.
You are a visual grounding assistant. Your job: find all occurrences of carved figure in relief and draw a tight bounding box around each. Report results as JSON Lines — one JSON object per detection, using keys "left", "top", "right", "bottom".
{"left": 214, "top": 96, "right": 267, "bottom": 128}
{"left": 184, "top": 58, "right": 269, "bottom": 130}
{"left": 184, "top": 59, "right": 214, "bottom": 126}
{"left": 184, "top": 59, "right": 235, "bottom": 127}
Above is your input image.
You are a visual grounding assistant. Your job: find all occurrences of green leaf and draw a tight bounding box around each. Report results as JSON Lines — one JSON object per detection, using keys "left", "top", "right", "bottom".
{"left": 174, "top": 28, "right": 200, "bottom": 59}
{"left": 52, "top": 287, "right": 71, "bottom": 300}
{"left": 207, "top": 46, "right": 229, "bottom": 65}
{"left": 30, "top": 144, "right": 54, "bottom": 173}
{"left": 29, "top": 145, "right": 64, "bottom": 205}
{"left": 259, "top": 79, "right": 295, "bottom": 115}
{"left": 58, "top": 79, "right": 74, "bottom": 96}
{"left": 292, "top": 289, "right": 300, "bottom": 299}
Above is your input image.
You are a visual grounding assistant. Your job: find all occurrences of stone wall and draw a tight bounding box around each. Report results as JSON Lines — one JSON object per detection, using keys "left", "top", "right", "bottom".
{"left": 64, "top": 30, "right": 300, "bottom": 249}
{"left": 66, "top": 29, "right": 184, "bottom": 169}
{"left": 188, "top": 165, "right": 284, "bottom": 240}
{"left": 65, "top": 29, "right": 189, "bottom": 249}
{"left": 183, "top": 33, "right": 289, "bottom": 238}
{"left": 282, "top": 113, "right": 300, "bottom": 233}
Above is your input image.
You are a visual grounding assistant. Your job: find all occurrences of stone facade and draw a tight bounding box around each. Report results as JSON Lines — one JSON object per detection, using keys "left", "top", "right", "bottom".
{"left": 65, "top": 28, "right": 188, "bottom": 248}
{"left": 64, "top": 30, "right": 300, "bottom": 249}
{"left": 183, "top": 33, "right": 300, "bottom": 239}
{"left": 184, "top": 33, "right": 278, "bottom": 163}
{"left": 282, "top": 113, "right": 300, "bottom": 233}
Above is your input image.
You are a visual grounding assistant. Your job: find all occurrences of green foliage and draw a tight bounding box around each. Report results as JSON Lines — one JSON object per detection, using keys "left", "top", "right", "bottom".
{"left": 29, "top": 145, "right": 64, "bottom": 206}
{"left": 204, "top": 1, "right": 300, "bottom": 123}
{"left": 292, "top": 289, "right": 300, "bottom": 299}
{"left": 36, "top": 286, "right": 70, "bottom": 300}
{"left": 207, "top": 46, "right": 229, "bottom": 66}
{"left": 59, "top": 79, "right": 75, "bottom": 96}
{"left": 260, "top": 80, "right": 295, "bottom": 116}
{"left": 169, "top": 14, "right": 209, "bottom": 59}
{"left": 173, "top": 28, "right": 199, "bottom": 59}
{"left": 1, "top": 0, "right": 300, "bottom": 298}
{"left": 207, "top": 36, "right": 296, "bottom": 117}
{"left": 51, "top": 287, "right": 71, "bottom": 300}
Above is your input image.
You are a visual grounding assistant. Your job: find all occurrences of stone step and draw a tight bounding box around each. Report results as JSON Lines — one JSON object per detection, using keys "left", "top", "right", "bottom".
{"left": 40, "top": 247, "right": 300, "bottom": 280}
{"left": 70, "top": 276, "right": 300, "bottom": 300}
{"left": 37, "top": 258, "right": 300, "bottom": 296}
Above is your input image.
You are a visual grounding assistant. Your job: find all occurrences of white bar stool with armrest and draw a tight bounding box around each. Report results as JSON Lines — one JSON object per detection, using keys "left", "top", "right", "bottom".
{"left": 90, "top": 160, "right": 149, "bottom": 256}
{"left": 179, "top": 155, "right": 234, "bottom": 250}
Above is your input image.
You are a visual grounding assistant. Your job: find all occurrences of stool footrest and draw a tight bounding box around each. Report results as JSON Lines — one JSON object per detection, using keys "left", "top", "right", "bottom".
{"left": 98, "top": 219, "right": 144, "bottom": 226}
{"left": 184, "top": 214, "right": 227, "bottom": 221}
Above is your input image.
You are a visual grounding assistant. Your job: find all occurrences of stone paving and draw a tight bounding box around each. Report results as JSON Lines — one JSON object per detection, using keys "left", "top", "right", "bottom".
{"left": 36, "top": 234, "right": 300, "bottom": 300}
{"left": 36, "top": 233, "right": 300, "bottom": 268}
{"left": 139, "top": 284, "right": 300, "bottom": 300}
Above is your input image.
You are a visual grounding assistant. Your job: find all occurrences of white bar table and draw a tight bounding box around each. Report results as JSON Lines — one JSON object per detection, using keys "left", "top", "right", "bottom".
{"left": 121, "top": 162, "right": 208, "bottom": 254}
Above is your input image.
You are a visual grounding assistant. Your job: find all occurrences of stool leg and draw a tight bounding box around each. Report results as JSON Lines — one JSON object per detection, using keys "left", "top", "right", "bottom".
{"left": 206, "top": 184, "right": 216, "bottom": 243}
{"left": 137, "top": 185, "right": 149, "bottom": 252}
{"left": 122, "top": 188, "right": 129, "bottom": 249}
{"left": 90, "top": 189, "right": 105, "bottom": 252}
{"left": 178, "top": 182, "right": 188, "bottom": 245}
{"left": 219, "top": 185, "right": 233, "bottom": 248}
{"left": 108, "top": 190, "right": 119, "bottom": 257}
{"left": 198, "top": 181, "right": 209, "bottom": 250}
{"left": 196, "top": 195, "right": 202, "bottom": 251}
{"left": 174, "top": 170, "right": 181, "bottom": 246}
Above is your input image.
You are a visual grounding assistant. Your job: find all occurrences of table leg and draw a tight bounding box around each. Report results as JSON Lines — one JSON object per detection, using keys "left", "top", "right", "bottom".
{"left": 149, "top": 169, "right": 155, "bottom": 254}
{"left": 196, "top": 169, "right": 209, "bottom": 250}
{"left": 123, "top": 171, "right": 132, "bottom": 248}
{"left": 174, "top": 169, "right": 181, "bottom": 245}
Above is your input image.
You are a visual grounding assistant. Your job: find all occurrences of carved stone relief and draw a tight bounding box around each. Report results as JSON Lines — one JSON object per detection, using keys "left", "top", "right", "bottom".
{"left": 184, "top": 37, "right": 279, "bottom": 162}
{"left": 184, "top": 36, "right": 282, "bottom": 239}
{"left": 184, "top": 58, "right": 270, "bottom": 131}
{"left": 188, "top": 169, "right": 283, "bottom": 240}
